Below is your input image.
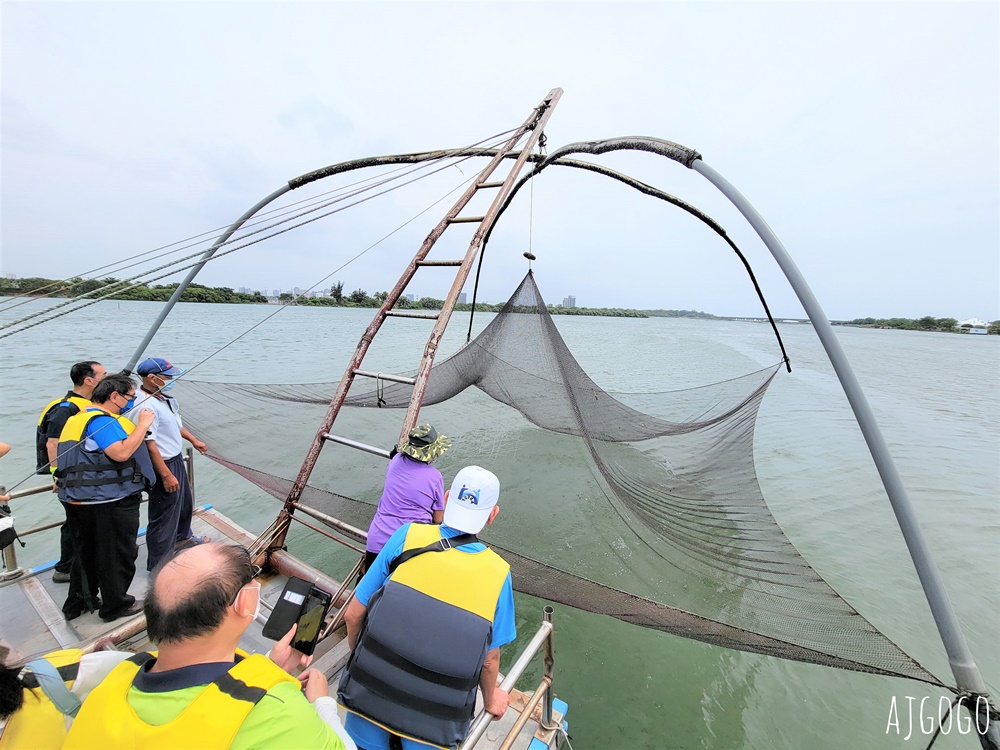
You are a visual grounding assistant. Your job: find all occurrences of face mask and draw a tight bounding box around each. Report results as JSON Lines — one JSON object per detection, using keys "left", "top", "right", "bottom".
{"left": 124, "top": 398, "right": 136, "bottom": 412}
{"left": 160, "top": 378, "right": 176, "bottom": 392}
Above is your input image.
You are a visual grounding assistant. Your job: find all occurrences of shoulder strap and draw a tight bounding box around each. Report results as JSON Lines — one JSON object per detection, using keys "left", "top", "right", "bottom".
{"left": 387, "top": 532, "right": 479, "bottom": 576}
{"left": 24, "top": 658, "right": 83, "bottom": 718}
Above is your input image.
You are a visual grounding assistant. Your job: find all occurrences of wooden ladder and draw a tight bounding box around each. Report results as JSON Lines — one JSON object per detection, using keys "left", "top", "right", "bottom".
{"left": 273, "top": 88, "right": 563, "bottom": 547}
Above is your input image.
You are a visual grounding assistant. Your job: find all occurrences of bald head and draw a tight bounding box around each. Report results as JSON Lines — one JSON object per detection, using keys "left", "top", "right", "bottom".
{"left": 145, "top": 543, "right": 255, "bottom": 645}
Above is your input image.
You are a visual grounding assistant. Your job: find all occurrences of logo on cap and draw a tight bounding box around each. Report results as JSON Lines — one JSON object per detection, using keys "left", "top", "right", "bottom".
{"left": 457, "top": 485, "right": 480, "bottom": 505}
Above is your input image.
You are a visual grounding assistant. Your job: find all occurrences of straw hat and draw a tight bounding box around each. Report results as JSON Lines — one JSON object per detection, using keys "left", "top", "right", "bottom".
{"left": 398, "top": 424, "right": 452, "bottom": 463}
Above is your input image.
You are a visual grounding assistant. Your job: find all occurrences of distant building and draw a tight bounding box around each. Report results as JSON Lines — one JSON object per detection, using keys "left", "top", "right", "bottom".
{"left": 273, "top": 289, "right": 280, "bottom": 297}
{"left": 959, "top": 318, "right": 990, "bottom": 335}
{"left": 293, "top": 287, "right": 302, "bottom": 296}
{"left": 405, "top": 293, "right": 416, "bottom": 302}
{"left": 5, "top": 273, "right": 17, "bottom": 279}
{"left": 561, "top": 295, "right": 576, "bottom": 308}
{"left": 458, "top": 292, "right": 467, "bottom": 304}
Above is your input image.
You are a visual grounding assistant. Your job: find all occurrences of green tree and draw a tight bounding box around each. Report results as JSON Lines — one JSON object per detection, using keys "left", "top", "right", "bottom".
{"left": 935, "top": 318, "right": 957, "bottom": 332}
{"left": 349, "top": 288, "right": 369, "bottom": 305}
{"left": 332, "top": 281, "right": 344, "bottom": 304}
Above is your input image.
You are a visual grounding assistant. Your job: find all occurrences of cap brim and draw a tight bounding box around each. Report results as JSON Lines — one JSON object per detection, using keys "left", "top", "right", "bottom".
{"left": 442, "top": 503, "right": 490, "bottom": 534}
{"left": 399, "top": 435, "right": 451, "bottom": 462}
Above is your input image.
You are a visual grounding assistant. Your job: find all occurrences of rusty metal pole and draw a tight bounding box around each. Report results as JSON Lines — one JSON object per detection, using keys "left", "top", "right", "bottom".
{"left": 399, "top": 89, "right": 564, "bottom": 441}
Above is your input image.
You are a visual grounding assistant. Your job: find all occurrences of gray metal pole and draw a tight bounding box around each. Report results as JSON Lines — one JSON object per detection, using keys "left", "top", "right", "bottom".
{"left": 692, "top": 159, "right": 997, "bottom": 745}
{"left": 123, "top": 185, "right": 292, "bottom": 372}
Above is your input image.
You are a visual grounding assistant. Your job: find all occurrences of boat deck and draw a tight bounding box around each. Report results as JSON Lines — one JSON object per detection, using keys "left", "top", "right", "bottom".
{"left": 0, "top": 505, "right": 567, "bottom": 749}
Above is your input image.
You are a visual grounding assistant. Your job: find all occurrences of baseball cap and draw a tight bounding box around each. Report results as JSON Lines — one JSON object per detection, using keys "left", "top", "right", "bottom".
{"left": 443, "top": 466, "right": 500, "bottom": 534}
{"left": 136, "top": 357, "right": 184, "bottom": 377}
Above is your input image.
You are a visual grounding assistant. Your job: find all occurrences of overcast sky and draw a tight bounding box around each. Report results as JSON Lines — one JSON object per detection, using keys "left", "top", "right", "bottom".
{"left": 2, "top": 1, "right": 997, "bottom": 320}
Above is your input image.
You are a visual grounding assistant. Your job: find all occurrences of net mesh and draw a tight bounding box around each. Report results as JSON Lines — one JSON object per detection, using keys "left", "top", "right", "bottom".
{"left": 181, "top": 271, "right": 942, "bottom": 686}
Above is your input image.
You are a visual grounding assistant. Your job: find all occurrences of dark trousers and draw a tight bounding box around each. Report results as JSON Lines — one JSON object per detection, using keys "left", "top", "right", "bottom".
{"left": 55, "top": 502, "right": 74, "bottom": 574}
{"left": 145, "top": 453, "right": 193, "bottom": 572}
{"left": 63, "top": 494, "right": 140, "bottom": 620}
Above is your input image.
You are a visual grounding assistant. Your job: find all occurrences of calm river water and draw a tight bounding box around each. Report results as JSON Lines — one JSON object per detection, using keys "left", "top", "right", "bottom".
{"left": 1, "top": 299, "right": 997, "bottom": 749}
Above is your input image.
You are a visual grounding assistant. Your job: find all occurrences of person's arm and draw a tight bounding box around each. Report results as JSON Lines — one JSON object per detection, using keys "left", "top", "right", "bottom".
{"left": 180, "top": 427, "right": 207, "bottom": 454}
{"left": 344, "top": 597, "right": 367, "bottom": 650}
{"left": 430, "top": 469, "right": 445, "bottom": 523}
{"left": 0, "top": 442, "right": 9, "bottom": 459}
{"left": 45, "top": 405, "right": 76, "bottom": 471}
{"left": 102, "top": 410, "right": 154, "bottom": 463}
{"left": 479, "top": 648, "right": 509, "bottom": 718}
{"left": 312, "top": 695, "right": 358, "bottom": 750}
{"left": 146, "top": 439, "right": 179, "bottom": 492}
{"left": 46, "top": 438, "right": 59, "bottom": 471}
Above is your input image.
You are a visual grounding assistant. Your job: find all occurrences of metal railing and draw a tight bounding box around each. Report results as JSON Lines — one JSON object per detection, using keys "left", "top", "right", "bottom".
{"left": 0, "top": 449, "right": 194, "bottom": 581}
{"left": 460, "top": 605, "right": 559, "bottom": 750}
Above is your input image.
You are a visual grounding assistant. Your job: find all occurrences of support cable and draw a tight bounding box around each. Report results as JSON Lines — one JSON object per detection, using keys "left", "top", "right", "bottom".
{"left": 0, "top": 137, "right": 513, "bottom": 340}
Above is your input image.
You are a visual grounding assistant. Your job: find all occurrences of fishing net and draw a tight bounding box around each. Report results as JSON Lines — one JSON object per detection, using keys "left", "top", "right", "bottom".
{"left": 181, "top": 271, "right": 943, "bottom": 687}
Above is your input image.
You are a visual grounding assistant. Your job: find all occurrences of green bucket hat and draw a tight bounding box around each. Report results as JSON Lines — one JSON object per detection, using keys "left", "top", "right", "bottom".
{"left": 398, "top": 424, "right": 452, "bottom": 463}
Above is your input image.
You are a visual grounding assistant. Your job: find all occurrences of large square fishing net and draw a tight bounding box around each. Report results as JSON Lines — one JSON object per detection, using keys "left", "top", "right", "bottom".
{"left": 182, "top": 271, "right": 942, "bottom": 687}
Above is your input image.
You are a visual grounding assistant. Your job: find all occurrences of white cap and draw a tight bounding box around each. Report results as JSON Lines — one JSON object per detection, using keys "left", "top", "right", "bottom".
{"left": 443, "top": 466, "right": 500, "bottom": 534}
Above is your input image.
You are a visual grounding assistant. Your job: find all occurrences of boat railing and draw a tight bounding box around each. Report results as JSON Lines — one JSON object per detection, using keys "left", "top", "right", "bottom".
{"left": 0, "top": 448, "right": 194, "bottom": 581}
{"left": 460, "top": 605, "right": 559, "bottom": 750}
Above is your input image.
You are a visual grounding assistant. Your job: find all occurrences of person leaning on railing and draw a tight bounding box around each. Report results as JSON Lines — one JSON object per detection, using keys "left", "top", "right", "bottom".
{"left": 339, "top": 465, "right": 516, "bottom": 750}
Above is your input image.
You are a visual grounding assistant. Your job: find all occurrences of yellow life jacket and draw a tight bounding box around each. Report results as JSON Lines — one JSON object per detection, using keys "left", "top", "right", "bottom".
{"left": 338, "top": 523, "right": 510, "bottom": 749}
{"left": 0, "top": 648, "right": 83, "bottom": 750}
{"left": 35, "top": 395, "right": 91, "bottom": 474}
{"left": 63, "top": 652, "right": 299, "bottom": 749}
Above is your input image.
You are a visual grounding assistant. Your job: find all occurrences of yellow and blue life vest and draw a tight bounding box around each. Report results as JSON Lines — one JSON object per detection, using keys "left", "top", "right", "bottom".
{"left": 55, "top": 409, "right": 155, "bottom": 504}
{"left": 63, "top": 652, "right": 298, "bottom": 749}
{"left": 0, "top": 648, "right": 83, "bottom": 750}
{"left": 35, "top": 395, "right": 90, "bottom": 475}
{"left": 338, "top": 523, "right": 510, "bottom": 749}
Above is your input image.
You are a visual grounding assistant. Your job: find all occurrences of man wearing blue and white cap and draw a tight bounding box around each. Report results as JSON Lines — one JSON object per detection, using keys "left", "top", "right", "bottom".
{"left": 129, "top": 357, "right": 209, "bottom": 572}
{"left": 339, "top": 465, "right": 516, "bottom": 750}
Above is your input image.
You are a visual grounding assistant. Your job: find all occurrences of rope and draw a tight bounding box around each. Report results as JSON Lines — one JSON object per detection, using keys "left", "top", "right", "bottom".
{"left": 0, "top": 156, "right": 445, "bottom": 312}
{"left": 0, "top": 128, "right": 520, "bottom": 313}
{"left": 0, "top": 138, "right": 509, "bottom": 341}
{"left": 0, "top": 170, "right": 480, "bottom": 496}
{"left": 556, "top": 724, "right": 574, "bottom": 749}
{"left": 1, "top": 127, "right": 517, "bottom": 335}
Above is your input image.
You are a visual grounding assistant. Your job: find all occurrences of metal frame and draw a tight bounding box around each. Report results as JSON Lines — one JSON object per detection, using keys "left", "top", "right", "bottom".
{"left": 461, "top": 606, "right": 558, "bottom": 750}
{"left": 272, "top": 88, "right": 563, "bottom": 552}
{"left": 692, "top": 158, "right": 998, "bottom": 748}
